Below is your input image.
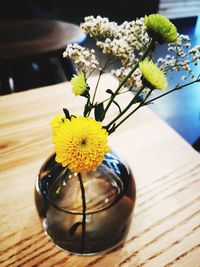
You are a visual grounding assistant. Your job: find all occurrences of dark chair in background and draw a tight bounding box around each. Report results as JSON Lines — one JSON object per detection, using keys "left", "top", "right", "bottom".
{"left": 0, "top": 0, "right": 86, "bottom": 95}
{"left": 0, "top": 19, "right": 86, "bottom": 94}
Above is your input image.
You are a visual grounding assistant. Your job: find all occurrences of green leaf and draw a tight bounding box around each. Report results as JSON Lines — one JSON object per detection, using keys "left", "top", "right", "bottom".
{"left": 69, "top": 222, "right": 82, "bottom": 237}
{"left": 113, "top": 100, "right": 122, "bottom": 113}
{"left": 106, "top": 89, "right": 114, "bottom": 95}
{"left": 94, "top": 102, "right": 105, "bottom": 121}
{"left": 84, "top": 103, "right": 92, "bottom": 117}
{"left": 108, "top": 123, "right": 116, "bottom": 135}
{"left": 63, "top": 108, "right": 71, "bottom": 120}
{"left": 81, "top": 88, "right": 90, "bottom": 98}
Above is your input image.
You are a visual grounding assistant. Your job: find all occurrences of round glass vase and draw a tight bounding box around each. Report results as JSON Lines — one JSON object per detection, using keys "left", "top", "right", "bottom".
{"left": 35, "top": 151, "right": 136, "bottom": 255}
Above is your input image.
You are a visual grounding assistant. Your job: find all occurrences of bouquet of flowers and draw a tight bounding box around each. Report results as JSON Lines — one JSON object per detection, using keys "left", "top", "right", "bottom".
{"left": 52, "top": 14, "right": 200, "bottom": 173}
{"left": 49, "top": 14, "right": 200, "bottom": 253}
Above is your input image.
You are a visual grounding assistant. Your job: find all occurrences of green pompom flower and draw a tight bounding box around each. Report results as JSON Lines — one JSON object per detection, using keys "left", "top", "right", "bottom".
{"left": 71, "top": 73, "right": 88, "bottom": 96}
{"left": 144, "top": 14, "right": 178, "bottom": 44}
{"left": 139, "top": 60, "right": 168, "bottom": 90}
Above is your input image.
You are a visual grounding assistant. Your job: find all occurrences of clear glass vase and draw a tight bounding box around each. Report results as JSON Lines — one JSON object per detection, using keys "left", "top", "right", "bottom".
{"left": 35, "top": 151, "right": 136, "bottom": 255}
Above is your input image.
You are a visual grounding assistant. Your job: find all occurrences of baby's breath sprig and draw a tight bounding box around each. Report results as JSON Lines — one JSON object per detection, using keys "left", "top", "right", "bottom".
{"left": 156, "top": 35, "right": 200, "bottom": 81}
{"left": 80, "top": 15, "right": 118, "bottom": 39}
{"left": 63, "top": 44, "right": 99, "bottom": 78}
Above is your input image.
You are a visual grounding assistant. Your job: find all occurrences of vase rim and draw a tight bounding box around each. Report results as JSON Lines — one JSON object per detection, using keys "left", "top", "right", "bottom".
{"left": 37, "top": 152, "right": 135, "bottom": 215}
{"left": 36, "top": 174, "right": 125, "bottom": 215}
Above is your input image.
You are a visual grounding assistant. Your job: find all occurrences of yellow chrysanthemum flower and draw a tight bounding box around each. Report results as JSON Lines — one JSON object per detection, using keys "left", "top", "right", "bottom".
{"left": 139, "top": 60, "right": 168, "bottom": 90}
{"left": 71, "top": 73, "right": 88, "bottom": 96}
{"left": 53, "top": 116, "right": 110, "bottom": 172}
{"left": 144, "top": 14, "right": 178, "bottom": 44}
{"left": 51, "top": 114, "right": 67, "bottom": 135}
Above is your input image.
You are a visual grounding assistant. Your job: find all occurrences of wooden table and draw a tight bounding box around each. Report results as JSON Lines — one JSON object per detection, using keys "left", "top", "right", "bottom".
{"left": 0, "top": 75, "right": 200, "bottom": 266}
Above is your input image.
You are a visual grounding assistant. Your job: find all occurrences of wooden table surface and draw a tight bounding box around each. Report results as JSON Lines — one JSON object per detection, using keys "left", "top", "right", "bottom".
{"left": 0, "top": 75, "right": 200, "bottom": 266}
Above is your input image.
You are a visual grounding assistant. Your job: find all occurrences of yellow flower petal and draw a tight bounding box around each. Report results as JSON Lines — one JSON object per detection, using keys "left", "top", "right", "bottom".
{"left": 71, "top": 73, "right": 88, "bottom": 96}
{"left": 51, "top": 114, "right": 66, "bottom": 132}
{"left": 139, "top": 60, "right": 168, "bottom": 90}
{"left": 145, "top": 14, "right": 178, "bottom": 44}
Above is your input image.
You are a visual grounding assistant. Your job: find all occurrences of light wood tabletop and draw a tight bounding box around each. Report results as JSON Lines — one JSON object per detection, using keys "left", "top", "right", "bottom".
{"left": 0, "top": 75, "right": 200, "bottom": 267}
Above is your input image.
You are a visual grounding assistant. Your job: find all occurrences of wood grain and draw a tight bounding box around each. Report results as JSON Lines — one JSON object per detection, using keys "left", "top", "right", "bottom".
{"left": 0, "top": 74, "right": 200, "bottom": 266}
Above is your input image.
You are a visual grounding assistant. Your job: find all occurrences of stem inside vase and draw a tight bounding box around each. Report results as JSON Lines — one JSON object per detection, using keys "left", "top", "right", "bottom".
{"left": 77, "top": 172, "right": 87, "bottom": 252}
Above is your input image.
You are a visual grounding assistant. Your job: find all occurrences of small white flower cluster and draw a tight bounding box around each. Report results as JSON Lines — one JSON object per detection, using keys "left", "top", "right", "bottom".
{"left": 63, "top": 44, "right": 99, "bottom": 75}
{"left": 97, "top": 38, "right": 132, "bottom": 65}
{"left": 108, "top": 18, "right": 150, "bottom": 80}
{"left": 80, "top": 16, "right": 118, "bottom": 39}
{"left": 112, "top": 67, "right": 143, "bottom": 89}
{"left": 156, "top": 34, "right": 200, "bottom": 81}
{"left": 64, "top": 15, "right": 199, "bottom": 93}
{"left": 118, "top": 18, "right": 150, "bottom": 54}
{"left": 81, "top": 16, "right": 150, "bottom": 67}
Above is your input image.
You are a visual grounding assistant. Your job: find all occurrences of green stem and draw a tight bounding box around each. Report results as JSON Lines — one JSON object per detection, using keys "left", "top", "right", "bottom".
{"left": 91, "top": 72, "right": 102, "bottom": 106}
{"left": 102, "top": 39, "right": 155, "bottom": 119}
{"left": 145, "top": 77, "right": 200, "bottom": 105}
{"left": 105, "top": 85, "right": 145, "bottom": 131}
{"left": 110, "top": 76, "right": 200, "bottom": 133}
{"left": 111, "top": 89, "right": 152, "bottom": 133}
{"left": 77, "top": 173, "right": 86, "bottom": 253}
{"left": 102, "top": 89, "right": 131, "bottom": 103}
{"left": 83, "top": 94, "right": 91, "bottom": 117}
{"left": 90, "top": 58, "right": 114, "bottom": 109}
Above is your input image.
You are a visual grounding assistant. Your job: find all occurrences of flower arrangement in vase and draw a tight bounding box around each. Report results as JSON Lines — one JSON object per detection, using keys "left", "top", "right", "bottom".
{"left": 35, "top": 14, "right": 200, "bottom": 255}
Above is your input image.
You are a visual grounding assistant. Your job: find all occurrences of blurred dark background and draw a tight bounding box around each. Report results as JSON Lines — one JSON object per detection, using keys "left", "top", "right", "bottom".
{"left": 0, "top": 0, "right": 159, "bottom": 22}
{"left": 0, "top": 0, "right": 160, "bottom": 94}
{"left": 56, "top": 0, "right": 159, "bottom": 23}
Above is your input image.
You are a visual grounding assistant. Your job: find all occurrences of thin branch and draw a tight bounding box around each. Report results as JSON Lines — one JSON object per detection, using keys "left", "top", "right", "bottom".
{"left": 91, "top": 72, "right": 102, "bottom": 105}
{"left": 102, "top": 39, "right": 156, "bottom": 119}
{"left": 110, "top": 89, "right": 152, "bottom": 134}
{"left": 108, "top": 76, "right": 200, "bottom": 134}
{"left": 105, "top": 85, "right": 145, "bottom": 131}
{"left": 145, "top": 77, "right": 200, "bottom": 105}
{"left": 90, "top": 57, "right": 115, "bottom": 108}
{"left": 101, "top": 89, "right": 132, "bottom": 103}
